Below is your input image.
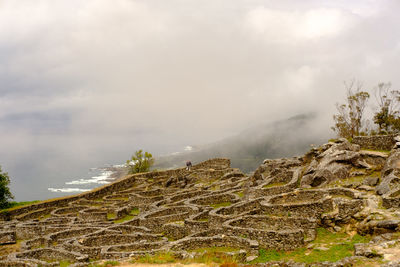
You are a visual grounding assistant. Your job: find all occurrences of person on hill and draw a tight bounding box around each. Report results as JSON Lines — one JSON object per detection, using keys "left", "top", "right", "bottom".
{"left": 186, "top": 160, "right": 192, "bottom": 171}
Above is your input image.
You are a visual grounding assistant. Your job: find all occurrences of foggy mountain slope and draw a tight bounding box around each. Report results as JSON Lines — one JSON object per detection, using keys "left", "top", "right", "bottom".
{"left": 154, "top": 113, "right": 331, "bottom": 173}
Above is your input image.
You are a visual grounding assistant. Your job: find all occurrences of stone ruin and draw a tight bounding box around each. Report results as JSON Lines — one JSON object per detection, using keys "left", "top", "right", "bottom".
{"left": 1, "top": 138, "right": 400, "bottom": 266}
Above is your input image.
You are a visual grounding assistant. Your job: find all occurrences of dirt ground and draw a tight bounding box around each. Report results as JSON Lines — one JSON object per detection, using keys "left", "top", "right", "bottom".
{"left": 118, "top": 263, "right": 212, "bottom": 267}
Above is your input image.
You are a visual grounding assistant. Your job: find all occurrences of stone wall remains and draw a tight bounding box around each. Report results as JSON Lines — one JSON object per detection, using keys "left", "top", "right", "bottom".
{"left": 352, "top": 135, "right": 396, "bottom": 151}
{"left": 0, "top": 158, "right": 230, "bottom": 221}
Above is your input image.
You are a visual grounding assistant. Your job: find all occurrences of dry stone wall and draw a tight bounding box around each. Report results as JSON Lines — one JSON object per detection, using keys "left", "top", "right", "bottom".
{"left": 1, "top": 139, "right": 400, "bottom": 266}
{"left": 352, "top": 134, "right": 396, "bottom": 151}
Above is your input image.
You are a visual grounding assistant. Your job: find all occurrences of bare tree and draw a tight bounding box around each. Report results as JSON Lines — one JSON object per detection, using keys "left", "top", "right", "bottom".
{"left": 332, "top": 80, "right": 370, "bottom": 138}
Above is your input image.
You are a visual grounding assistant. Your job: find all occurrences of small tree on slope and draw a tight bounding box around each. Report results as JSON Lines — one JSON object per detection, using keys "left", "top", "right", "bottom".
{"left": 332, "top": 80, "right": 370, "bottom": 138}
{"left": 126, "top": 150, "right": 154, "bottom": 174}
{"left": 0, "top": 165, "right": 14, "bottom": 209}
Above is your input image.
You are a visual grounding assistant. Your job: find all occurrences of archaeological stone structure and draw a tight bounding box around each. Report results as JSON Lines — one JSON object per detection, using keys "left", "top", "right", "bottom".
{"left": 1, "top": 138, "right": 400, "bottom": 266}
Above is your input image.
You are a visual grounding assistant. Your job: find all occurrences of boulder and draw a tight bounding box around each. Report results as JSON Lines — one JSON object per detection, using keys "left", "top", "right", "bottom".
{"left": 363, "top": 176, "right": 380, "bottom": 187}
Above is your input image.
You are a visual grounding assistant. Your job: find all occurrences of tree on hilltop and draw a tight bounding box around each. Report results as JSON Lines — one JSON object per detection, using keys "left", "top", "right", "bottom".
{"left": 332, "top": 80, "right": 370, "bottom": 138}
{"left": 0, "top": 165, "right": 14, "bottom": 209}
{"left": 126, "top": 150, "right": 154, "bottom": 174}
{"left": 373, "top": 82, "right": 400, "bottom": 134}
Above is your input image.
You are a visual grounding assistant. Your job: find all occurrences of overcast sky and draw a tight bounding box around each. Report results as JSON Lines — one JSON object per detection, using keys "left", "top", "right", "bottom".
{"left": 1, "top": 0, "right": 400, "bottom": 200}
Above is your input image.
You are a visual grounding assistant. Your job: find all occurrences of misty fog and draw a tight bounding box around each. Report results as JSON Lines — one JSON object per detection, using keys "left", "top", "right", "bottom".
{"left": 1, "top": 0, "right": 400, "bottom": 200}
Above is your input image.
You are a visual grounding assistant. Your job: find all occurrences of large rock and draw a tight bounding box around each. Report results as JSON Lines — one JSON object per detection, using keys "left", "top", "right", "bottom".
{"left": 377, "top": 150, "right": 400, "bottom": 195}
{"left": 301, "top": 139, "right": 362, "bottom": 187}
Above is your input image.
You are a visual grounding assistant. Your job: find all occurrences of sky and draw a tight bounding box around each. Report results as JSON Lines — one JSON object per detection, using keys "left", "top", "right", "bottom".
{"left": 1, "top": 0, "right": 400, "bottom": 200}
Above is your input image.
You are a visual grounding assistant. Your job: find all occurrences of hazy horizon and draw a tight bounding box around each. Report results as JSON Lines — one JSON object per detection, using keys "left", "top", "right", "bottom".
{"left": 1, "top": 0, "right": 400, "bottom": 200}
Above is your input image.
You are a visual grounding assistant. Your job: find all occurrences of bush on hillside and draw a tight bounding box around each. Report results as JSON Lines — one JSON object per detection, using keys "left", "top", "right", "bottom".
{"left": 0, "top": 165, "right": 14, "bottom": 209}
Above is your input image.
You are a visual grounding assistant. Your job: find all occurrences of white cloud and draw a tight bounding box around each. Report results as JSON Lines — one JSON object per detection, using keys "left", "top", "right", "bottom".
{"left": 244, "top": 7, "right": 356, "bottom": 43}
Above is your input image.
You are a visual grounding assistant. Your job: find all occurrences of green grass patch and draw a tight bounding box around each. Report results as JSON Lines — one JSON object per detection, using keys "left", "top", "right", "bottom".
{"left": 251, "top": 228, "right": 371, "bottom": 264}
{"left": 235, "top": 191, "right": 244, "bottom": 198}
{"left": 198, "top": 218, "right": 209, "bottom": 222}
{"left": 210, "top": 202, "right": 232, "bottom": 209}
{"left": 132, "top": 252, "right": 176, "bottom": 264}
{"left": 129, "top": 207, "right": 139, "bottom": 216}
{"left": 88, "top": 261, "right": 120, "bottom": 267}
{"left": 191, "top": 247, "right": 239, "bottom": 253}
{"left": 363, "top": 148, "right": 391, "bottom": 154}
{"left": 111, "top": 208, "right": 139, "bottom": 223}
{"left": 107, "top": 213, "right": 116, "bottom": 220}
{"left": 59, "top": 260, "right": 72, "bottom": 267}
{"left": 113, "top": 215, "right": 135, "bottom": 224}
{"left": 131, "top": 250, "right": 239, "bottom": 265}
{"left": 169, "top": 220, "right": 184, "bottom": 225}
{"left": 0, "top": 200, "right": 40, "bottom": 213}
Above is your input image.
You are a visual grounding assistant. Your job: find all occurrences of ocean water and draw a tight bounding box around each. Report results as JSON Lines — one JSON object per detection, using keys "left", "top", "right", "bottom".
{"left": 47, "top": 167, "right": 116, "bottom": 194}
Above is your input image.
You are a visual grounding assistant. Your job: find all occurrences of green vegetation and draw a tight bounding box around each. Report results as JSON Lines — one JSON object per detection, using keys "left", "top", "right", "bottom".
{"left": 332, "top": 80, "right": 370, "bottom": 138}
{"left": 129, "top": 207, "right": 139, "bottom": 215}
{"left": 363, "top": 148, "right": 391, "bottom": 154}
{"left": 113, "top": 208, "right": 139, "bottom": 223}
{"left": 332, "top": 80, "right": 400, "bottom": 138}
{"left": 235, "top": 191, "right": 244, "bottom": 198}
{"left": 59, "top": 260, "right": 72, "bottom": 267}
{"left": 126, "top": 149, "right": 154, "bottom": 174}
{"left": 0, "top": 200, "right": 40, "bottom": 213}
{"left": 131, "top": 249, "right": 239, "bottom": 265}
{"left": 191, "top": 246, "right": 239, "bottom": 253}
{"left": 373, "top": 82, "right": 400, "bottom": 134}
{"left": 131, "top": 252, "right": 176, "bottom": 264}
{"left": 107, "top": 213, "right": 116, "bottom": 220}
{"left": 251, "top": 228, "right": 371, "bottom": 264}
{"left": 88, "top": 261, "right": 120, "bottom": 267}
{"left": 0, "top": 165, "right": 14, "bottom": 209}
{"left": 210, "top": 201, "right": 231, "bottom": 209}
{"left": 326, "top": 169, "right": 380, "bottom": 188}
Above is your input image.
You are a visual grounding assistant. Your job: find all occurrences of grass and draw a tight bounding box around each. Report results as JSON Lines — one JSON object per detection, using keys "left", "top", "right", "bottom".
{"left": 111, "top": 208, "right": 139, "bottom": 223}
{"left": 59, "top": 260, "right": 72, "bottom": 267}
{"left": 263, "top": 182, "right": 286, "bottom": 188}
{"left": 363, "top": 148, "right": 391, "bottom": 154}
{"left": 210, "top": 202, "right": 232, "bottom": 209}
{"left": 114, "top": 215, "right": 135, "bottom": 224}
{"left": 191, "top": 247, "right": 240, "bottom": 253}
{"left": 327, "top": 170, "right": 381, "bottom": 187}
{"left": 0, "top": 200, "right": 40, "bottom": 213}
{"left": 129, "top": 207, "right": 139, "bottom": 216}
{"left": 113, "top": 208, "right": 139, "bottom": 223}
{"left": 107, "top": 213, "right": 116, "bottom": 220}
{"left": 88, "top": 261, "right": 120, "bottom": 267}
{"left": 170, "top": 220, "right": 185, "bottom": 225}
{"left": 132, "top": 252, "right": 176, "bottom": 264}
{"left": 131, "top": 249, "right": 239, "bottom": 265}
{"left": 235, "top": 191, "right": 244, "bottom": 198}
{"left": 251, "top": 228, "right": 372, "bottom": 264}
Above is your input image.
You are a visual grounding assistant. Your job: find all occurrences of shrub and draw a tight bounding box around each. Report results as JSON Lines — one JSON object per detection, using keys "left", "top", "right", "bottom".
{"left": 0, "top": 165, "right": 14, "bottom": 209}
{"left": 126, "top": 150, "right": 154, "bottom": 174}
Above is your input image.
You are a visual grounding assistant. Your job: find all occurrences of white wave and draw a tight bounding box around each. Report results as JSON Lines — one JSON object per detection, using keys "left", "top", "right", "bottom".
{"left": 184, "top": 146, "right": 193, "bottom": 151}
{"left": 48, "top": 188, "right": 91, "bottom": 193}
{"left": 65, "top": 171, "right": 113, "bottom": 185}
{"left": 112, "top": 164, "right": 126, "bottom": 168}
